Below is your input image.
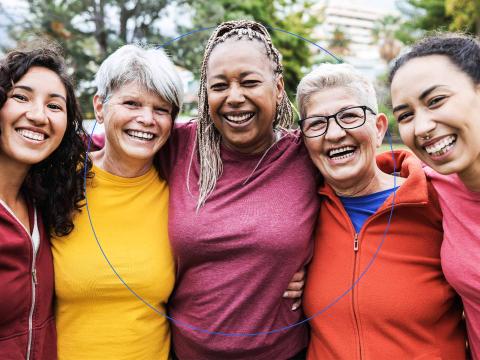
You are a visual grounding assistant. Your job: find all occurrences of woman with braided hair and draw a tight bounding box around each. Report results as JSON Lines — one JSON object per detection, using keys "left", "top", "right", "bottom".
{"left": 164, "top": 20, "right": 319, "bottom": 359}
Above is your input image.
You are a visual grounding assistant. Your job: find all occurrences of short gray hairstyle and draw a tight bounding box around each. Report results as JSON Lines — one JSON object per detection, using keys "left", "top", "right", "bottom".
{"left": 95, "top": 44, "right": 183, "bottom": 120}
{"left": 296, "top": 63, "right": 378, "bottom": 119}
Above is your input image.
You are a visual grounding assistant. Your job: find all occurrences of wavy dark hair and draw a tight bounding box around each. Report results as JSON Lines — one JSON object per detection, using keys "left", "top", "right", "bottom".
{"left": 389, "top": 32, "right": 480, "bottom": 85}
{"left": 0, "top": 45, "right": 92, "bottom": 236}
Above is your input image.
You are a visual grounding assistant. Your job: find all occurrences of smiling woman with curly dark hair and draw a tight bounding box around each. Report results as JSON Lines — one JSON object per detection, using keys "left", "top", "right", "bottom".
{"left": 0, "top": 44, "right": 91, "bottom": 359}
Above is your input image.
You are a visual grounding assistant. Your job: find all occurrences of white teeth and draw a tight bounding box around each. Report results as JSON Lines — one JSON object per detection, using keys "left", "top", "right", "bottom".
{"left": 224, "top": 112, "right": 254, "bottom": 123}
{"left": 328, "top": 146, "right": 356, "bottom": 157}
{"left": 425, "top": 135, "right": 456, "bottom": 156}
{"left": 17, "top": 129, "right": 45, "bottom": 141}
{"left": 127, "top": 130, "right": 154, "bottom": 140}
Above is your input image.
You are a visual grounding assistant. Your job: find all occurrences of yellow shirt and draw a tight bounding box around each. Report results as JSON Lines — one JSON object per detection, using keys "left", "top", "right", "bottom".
{"left": 52, "top": 165, "right": 174, "bottom": 360}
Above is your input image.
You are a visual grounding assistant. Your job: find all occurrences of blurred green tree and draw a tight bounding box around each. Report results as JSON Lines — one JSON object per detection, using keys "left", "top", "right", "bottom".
{"left": 396, "top": 0, "right": 480, "bottom": 41}
{"left": 6, "top": 0, "right": 176, "bottom": 115}
{"left": 5, "top": 0, "right": 317, "bottom": 114}
{"left": 173, "top": 0, "right": 317, "bottom": 101}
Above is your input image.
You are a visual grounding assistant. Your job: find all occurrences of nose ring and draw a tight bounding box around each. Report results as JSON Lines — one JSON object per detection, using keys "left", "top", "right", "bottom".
{"left": 422, "top": 132, "right": 431, "bottom": 141}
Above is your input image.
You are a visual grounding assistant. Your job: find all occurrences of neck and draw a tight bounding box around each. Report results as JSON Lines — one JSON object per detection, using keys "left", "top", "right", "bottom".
{"left": 458, "top": 157, "right": 480, "bottom": 192}
{"left": 331, "top": 166, "right": 399, "bottom": 197}
{"left": 90, "top": 148, "right": 153, "bottom": 178}
{"left": 0, "top": 154, "right": 30, "bottom": 207}
{"left": 223, "top": 129, "right": 276, "bottom": 155}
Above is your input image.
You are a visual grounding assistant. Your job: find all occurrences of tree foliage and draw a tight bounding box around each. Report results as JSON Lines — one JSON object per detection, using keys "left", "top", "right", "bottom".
{"left": 172, "top": 0, "right": 317, "bottom": 102}
{"left": 6, "top": 0, "right": 181, "bottom": 114}
{"left": 396, "top": 0, "right": 480, "bottom": 43}
{"left": 5, "top": 0, "right": 316, "bottom": 114}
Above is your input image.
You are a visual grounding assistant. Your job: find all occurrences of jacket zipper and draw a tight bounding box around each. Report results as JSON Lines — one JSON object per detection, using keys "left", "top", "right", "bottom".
{"left": 349, "top": 204, "right": 412, "bottom": 360}
{"left": 26, "top": 240, "right": 37, "bottom": 360}
{"left": 351, "top": 232, "right": 362, "bottom": 359}
{"left": 0, "top": 201, "right": 37, "bottom": 360}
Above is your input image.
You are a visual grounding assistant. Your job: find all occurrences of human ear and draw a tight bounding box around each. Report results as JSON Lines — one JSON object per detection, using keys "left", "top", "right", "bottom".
{"left": 93, "top": 94, "right": 105, "bottom": 124}
{"left": 275, "top": 75, "right": 285, "bottom": 105}
{"left": 375, "top": 113, "right": 389, "bottom": 148}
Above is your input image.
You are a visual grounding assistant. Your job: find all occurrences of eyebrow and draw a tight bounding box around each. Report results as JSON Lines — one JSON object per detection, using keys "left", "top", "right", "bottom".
{"left": 308, "top": 105, "right": 360, "bottom": 117}
{"left": 13, "top": 85, "right": 67, "bottom": 103}
{"left": 209, "top": 71, "right": 262, "bottom": 81}
{"left": 392, "top": 85, "right": 446, "bottom": 114}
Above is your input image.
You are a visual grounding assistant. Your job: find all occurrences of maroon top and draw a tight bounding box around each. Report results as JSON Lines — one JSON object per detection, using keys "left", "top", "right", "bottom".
{"left": 163, "top": 121, "right": 319, "bottom": 359}
{"left": 0, "top": 201, "right": 57, "bottom": 360}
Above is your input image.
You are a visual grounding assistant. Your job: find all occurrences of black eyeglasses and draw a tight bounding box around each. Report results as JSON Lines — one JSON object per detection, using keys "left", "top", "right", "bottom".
{"left": 299, "top": 105, "right": 376, "bottom": 138}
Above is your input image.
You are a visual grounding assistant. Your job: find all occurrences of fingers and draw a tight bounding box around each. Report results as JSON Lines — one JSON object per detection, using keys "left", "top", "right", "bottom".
{"left": 290, "top": 269, "right": 306, "bottom": 283}
{"left": 286, "top": 279, "right": 305, "bottom": 291}
{"left": 283, "top": 290, "right": 303, "bottom": 299}
{"left": 292, "top": 299, "right": 302, "bottom": 311}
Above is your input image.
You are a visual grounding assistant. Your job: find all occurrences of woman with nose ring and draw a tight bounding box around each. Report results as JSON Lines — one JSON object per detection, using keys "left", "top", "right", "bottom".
{"left": 163, "top": 20, "right": 319, "bottom": 359}
{"left": 298, "top": 63, "right": 466, "bottom": 359}
{"left": 51, "top": 44, "right": 183, "bottom": 360}
{"left": 390, "top": 33, "right": 480, "bottom": 359}
{"left": 0, "top": 44, "right": 89, "bottom": 359}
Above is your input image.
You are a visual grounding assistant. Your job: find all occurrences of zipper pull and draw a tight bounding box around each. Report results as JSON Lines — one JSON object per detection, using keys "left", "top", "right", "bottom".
{"left": 353, "top": 233, "right": 359, "bottom": 252}
{"left": 32, "top": 269, "right": 38, "bottom": 285}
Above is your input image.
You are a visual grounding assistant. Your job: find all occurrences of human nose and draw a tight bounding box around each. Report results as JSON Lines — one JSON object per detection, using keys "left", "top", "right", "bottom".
{"left": 324, "top": 116, "right": 346, "bottom": 141}
{"left": 25, "top": 101, "right": 48, "bottom": 125}
{"left": 226, "top": 83, "right": 245, "bottom": 106}
{"left": 136, "top": 107, "right": 155, "bottom": 126}
{"left": 413, "top": 109, "right": 436, "bottom": 139}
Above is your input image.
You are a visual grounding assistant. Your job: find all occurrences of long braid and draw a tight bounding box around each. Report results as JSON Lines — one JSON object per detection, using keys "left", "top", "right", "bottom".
{"left": 196, "top": 20, "right": 294, "bottom": 210}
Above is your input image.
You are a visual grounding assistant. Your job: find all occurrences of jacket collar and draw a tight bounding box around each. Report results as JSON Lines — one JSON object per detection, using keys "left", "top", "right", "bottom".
{"left": 318, "top": 150, "right": 430, "bottom": 208}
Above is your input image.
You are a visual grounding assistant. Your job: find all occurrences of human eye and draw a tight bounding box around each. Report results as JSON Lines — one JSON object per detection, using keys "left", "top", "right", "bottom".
{"left": 338, "top": 108, "right": 363, "bottom": 123}
{"left": 123, "top": 100, "right": 141, "bottom": 107}
{"left": 242, "top": 79, "right": 261, "bottom": 87}
{"left": 210, "top": 82, "right": 228, "bottom": 91}
{"left": 47, "top": 103, "right": 64, "bottom": 111}
{"left": 305, "top": 117, "right": 327, "bottom": 131}
{"left": 396, "top": 111, "right": 413, "bottom": 123}
{"left": 427, "top": 95, "right": 447, "bottom": 107}
{"left": 11, "top": 93, "right": 28, "bottom": 102}
{"left": 154, "top": 106, "right": 171, "bottom": 115}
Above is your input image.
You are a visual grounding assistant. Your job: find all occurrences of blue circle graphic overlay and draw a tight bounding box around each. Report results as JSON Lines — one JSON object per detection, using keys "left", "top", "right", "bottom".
{"left": 83, "top": 25, "right": 397, "bottom": 336}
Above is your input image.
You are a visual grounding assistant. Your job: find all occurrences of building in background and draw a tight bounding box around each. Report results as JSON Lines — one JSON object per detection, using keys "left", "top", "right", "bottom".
{"left": 311, "top": 0, "right": 398, "bottom": 81}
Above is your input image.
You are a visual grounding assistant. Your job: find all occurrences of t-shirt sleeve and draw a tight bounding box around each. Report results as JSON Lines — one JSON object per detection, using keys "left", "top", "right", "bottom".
{"left": 156, "top": 121, "right": 197, "bottom": 182}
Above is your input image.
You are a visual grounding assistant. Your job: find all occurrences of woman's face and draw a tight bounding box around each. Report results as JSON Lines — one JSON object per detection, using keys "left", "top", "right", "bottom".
{"left": 0, "top": 66, "right": 68, "bottom": 167}
{"left": 391, "top": 55, "right": 480, "bottom": 176}
{"left": 94, "top": 81, "right": 172, "bottom": 166}
{"left": 303, "top": 87, "right": 386, "bottom": 190}
{"left": 206, "top": 39, "right": 284, "bottom": 154}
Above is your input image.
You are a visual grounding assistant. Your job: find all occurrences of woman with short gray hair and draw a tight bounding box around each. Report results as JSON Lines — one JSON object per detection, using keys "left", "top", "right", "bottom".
{"left": 51, "top": 43, "right": 183, "bottom": 359}
{"left": 298, "top": 63, "right": 466, "bottom": 359}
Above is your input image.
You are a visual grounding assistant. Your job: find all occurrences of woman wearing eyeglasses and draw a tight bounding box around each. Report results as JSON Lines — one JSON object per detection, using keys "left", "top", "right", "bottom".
{"left": 296, "top": 63, "right": 466, "bottom": 359}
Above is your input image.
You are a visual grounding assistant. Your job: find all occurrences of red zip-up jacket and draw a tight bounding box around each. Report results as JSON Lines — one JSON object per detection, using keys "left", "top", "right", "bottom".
{"left": 304, "top": 150, "right": 466, "bottom": 359}
{"left": 0, "top": 200, "right": 56, "bottom": 360}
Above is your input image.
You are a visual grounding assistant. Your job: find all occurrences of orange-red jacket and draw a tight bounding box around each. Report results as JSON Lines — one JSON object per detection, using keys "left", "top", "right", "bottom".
{"left": 304, "top": 150, "right": 466, "bottom": 359}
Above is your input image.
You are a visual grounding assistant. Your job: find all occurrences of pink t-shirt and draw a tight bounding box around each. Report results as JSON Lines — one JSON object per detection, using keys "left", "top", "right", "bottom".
{"left": 164, "top": 122, "right": 319, "bottom": 359}
{"left": 424, "top": 166, "right": 480, "bottom": 359}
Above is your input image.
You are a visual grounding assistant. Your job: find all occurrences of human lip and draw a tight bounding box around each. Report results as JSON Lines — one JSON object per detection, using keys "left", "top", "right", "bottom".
{"left": 125, "top": 129, "right": 155, "bottom": 141}
{"left": 222, "top": 111, "right": 255, "bottom": 126}
{"left": 326, "top": 145, "right": 357, "bottom": 160}
{"left": 15, "top": 127, "right": 48, "bottom": 142}
{"left": 422, "top": 135, "right": 457, "bottom": 157}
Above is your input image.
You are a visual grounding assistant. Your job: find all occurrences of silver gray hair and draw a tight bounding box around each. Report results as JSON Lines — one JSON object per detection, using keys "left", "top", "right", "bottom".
{"left": 95, "top": 44, "right": 183, "bottom": 119}
{"left": 296, "top": 63, "right": 378, "bottom": 119}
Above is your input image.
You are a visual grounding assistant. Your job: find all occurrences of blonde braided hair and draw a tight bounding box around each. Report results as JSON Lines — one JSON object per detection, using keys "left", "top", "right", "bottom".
{"left": 195, "top": 20, "right": 294, "bottom": 210}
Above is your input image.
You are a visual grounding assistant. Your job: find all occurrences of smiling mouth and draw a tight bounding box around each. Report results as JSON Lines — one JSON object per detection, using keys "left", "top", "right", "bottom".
{"left": 328, "top": 146, "right": 357, "bottom": 160}
{"left": 424, "top": 135, "right": 456, "bottom": 157}
{"left": 223, "top": 112, "right": 255, "bottom": 124}
{"left": 16, "top": 129, "right": 46, "bottom": 141}
{"left": 125, "top": 130, "right": 155, "bottom": 141}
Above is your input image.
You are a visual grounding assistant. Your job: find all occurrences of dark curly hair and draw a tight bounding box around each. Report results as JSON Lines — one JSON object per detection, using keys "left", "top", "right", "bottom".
{"left": 0, "top": 45, "right": 92, "bottom": 236}
{"left": 389, "top": 32, "right": 480, "bottom": 85}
